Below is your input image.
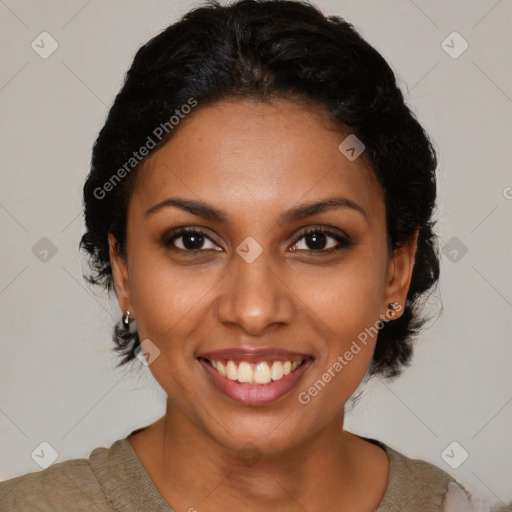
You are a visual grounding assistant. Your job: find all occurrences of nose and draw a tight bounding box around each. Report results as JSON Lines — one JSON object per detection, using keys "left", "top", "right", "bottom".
{"left": 214, "top": 247, "right": 296, "bottom": 337}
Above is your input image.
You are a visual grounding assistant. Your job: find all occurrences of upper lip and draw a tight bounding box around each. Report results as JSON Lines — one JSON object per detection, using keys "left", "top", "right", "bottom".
{"left": 197, "top": 346, "right": 314, "bottom": 363}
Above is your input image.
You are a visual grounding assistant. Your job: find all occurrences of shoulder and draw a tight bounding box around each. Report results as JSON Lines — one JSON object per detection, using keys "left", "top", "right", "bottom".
{"left": 0, "top": 448, "right": 111, "bottom": 511}
{"left": 365, "top": 438, "right": 472, "bottom": 512}
{"left": 385, "top": 442, "right": 457, "bottom": 486}
{"left": 382, "top": 446, "right": 512, "bottom": 512}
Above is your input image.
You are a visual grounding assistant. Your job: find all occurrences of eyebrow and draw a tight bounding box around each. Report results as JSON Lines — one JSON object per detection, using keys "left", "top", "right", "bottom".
{"left": 145, "top": 195, "right": 368, "bottom": 224}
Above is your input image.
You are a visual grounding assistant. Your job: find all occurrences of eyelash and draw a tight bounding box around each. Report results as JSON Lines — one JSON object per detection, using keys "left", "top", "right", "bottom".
{"left": 161, "top": 227, "right": 352, "bottom": 255}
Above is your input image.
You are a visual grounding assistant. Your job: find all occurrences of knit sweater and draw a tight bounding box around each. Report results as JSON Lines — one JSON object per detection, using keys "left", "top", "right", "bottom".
{"left": 0, "top": 431, "right": 485, "bottom": 511}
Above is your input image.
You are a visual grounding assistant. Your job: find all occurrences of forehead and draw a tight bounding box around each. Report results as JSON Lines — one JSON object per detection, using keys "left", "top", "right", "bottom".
{"left": 129, "top": 98, "right": 384, "bottom": 223}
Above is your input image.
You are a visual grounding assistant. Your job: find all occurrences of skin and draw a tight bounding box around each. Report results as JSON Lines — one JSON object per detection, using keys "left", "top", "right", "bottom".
{"left": 108, "top": 98, "right": 419, "bottom": 511}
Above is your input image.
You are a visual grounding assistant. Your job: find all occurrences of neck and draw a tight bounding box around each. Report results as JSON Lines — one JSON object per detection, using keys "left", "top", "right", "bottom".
{"left": 131, "top": 400, "right": 386, "bottom": 512}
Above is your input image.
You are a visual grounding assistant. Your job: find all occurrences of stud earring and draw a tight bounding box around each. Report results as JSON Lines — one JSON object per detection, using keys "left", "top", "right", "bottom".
{"left": 380, "top": 302, "right": 401, "bottom": 321}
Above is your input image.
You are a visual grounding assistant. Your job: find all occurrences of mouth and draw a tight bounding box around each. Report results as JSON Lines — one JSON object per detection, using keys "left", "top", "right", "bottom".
{"left": 197, "top": 347, "right": 314, "bottom": 405}
{"left": 199, "top": 357, "right": 308, "bottom": 385}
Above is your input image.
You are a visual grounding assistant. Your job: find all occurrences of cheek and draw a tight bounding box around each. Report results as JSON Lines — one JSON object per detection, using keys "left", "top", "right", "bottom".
{"left": 298, "top": 250, "right": 386, "bottom": 336}
{"left": 127, "top": 248, "right": 222, "bottom": 353}
{"left": 131, "top": 272, "right": 199, "bottom": 338}
{"left": 126, "top": 256, "right": 219, "bottom": 409}
{"left": 294, "top": 252, "right": 386, "bottom": 405}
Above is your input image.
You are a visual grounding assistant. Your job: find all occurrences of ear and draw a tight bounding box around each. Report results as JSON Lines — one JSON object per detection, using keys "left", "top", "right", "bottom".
{"left": 382, "top": 228, "right": 419, "bottom": 319}
{"left": 108, "top": 233, "right": 133, "bottom": 314}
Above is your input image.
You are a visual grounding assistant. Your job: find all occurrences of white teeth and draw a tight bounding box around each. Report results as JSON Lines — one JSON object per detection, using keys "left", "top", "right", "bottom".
{"left": 226, "top": 360, "right": 238, "bottom": 380}
{"left": 253, "top": 362, "right": 271, "bottom": 384}
{"left": 237, "top": 362, "right": 253, "bottom": 383}
{"left": 270, "top": 361, "right": 284, "bottom": 380}
{"left": 209, "top": 359, "right": 303, "bottom": 385}
{"left": 217, "top": 360, "right": 226, "bottom": 376}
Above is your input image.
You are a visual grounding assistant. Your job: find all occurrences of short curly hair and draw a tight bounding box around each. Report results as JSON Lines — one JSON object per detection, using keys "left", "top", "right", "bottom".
{"left": 80, "top": 0, "right": 440, "bottom": 378}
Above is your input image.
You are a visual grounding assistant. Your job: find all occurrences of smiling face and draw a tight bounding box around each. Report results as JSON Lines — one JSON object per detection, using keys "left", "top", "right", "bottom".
{"left": 109, "top": 98, "right": 417, "bottom": 455}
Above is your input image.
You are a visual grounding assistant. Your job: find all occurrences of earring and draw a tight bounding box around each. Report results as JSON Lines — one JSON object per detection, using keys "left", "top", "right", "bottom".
{"left": 381, "top": 302, "right": 401, "bottom": 321}
{"left": 122, "top": 310, "right": 132, "bottom": 328}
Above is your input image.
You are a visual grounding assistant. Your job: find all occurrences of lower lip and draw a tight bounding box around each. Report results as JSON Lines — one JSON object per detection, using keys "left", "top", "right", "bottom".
{"left": 198, "top": 358, "right": 313, "bottom": 405}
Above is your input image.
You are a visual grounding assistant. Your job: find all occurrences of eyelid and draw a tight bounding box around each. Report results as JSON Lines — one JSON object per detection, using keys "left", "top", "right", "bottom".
{"left": 161, "top": 226, "right": 222, "bottom": 250}
{"left": 161, "top": 225, "right": 351, "bottom": 254}
{"left": 289, "top": 225, "right": 349, "bottom": 243}
{"left": 288, "top": 226, "right": 351, "bottom": 253}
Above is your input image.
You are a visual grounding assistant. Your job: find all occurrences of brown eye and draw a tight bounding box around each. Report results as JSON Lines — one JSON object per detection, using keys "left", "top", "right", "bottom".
{"left": 162, "top": 228, "right": 220, "bottom": 252}
{"left": 289, "top": 228, "right": 351, "bottom": 253}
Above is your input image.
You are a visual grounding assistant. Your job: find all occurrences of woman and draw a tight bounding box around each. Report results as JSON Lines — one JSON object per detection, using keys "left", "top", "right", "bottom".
{"left": 1, "top": 0, "right": 508, "bottom": 510}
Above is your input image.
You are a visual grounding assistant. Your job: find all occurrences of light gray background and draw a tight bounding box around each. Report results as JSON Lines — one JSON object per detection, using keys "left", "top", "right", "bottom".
{"left": 1, "top": 0, "right": 511, "bottom": 506}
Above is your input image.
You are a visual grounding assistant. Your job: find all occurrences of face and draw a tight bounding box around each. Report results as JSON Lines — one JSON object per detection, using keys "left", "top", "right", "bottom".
{"left": 109, "top": 98, "right": 417, "bottom": 454}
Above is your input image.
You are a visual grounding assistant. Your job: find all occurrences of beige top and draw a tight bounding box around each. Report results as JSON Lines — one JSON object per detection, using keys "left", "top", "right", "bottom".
{"left": 0, "top": 431, "right": 499, "bottom": 511}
